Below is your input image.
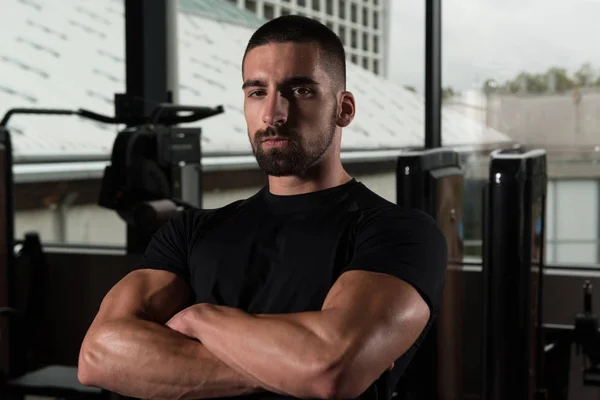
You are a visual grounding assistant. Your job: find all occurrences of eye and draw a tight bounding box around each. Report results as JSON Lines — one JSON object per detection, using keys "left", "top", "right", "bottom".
{"left": 248, "top": 90, "right": 266, "bottom": 98}
{"left": 293, "top": 87, "right": 313, "bottom": 96}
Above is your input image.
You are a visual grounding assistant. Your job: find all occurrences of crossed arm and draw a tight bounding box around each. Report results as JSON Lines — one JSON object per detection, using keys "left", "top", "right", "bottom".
{"left": 78, "top": 268, "right": 430, "bottom": 399}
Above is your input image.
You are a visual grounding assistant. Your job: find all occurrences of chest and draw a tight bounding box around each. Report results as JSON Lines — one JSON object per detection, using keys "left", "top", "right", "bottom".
{"left": 188, "top": 210, "right": 356, "bottom": 313}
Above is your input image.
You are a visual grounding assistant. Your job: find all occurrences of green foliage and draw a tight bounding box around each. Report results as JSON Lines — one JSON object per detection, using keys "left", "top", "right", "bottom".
{"left": 483, "top": 62, "right": 600, "bottom": 94}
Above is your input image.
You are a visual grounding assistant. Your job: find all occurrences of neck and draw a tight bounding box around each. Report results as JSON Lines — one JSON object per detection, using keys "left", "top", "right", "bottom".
{"left": 267, "top": 156, "right": 352, "bottom": 196}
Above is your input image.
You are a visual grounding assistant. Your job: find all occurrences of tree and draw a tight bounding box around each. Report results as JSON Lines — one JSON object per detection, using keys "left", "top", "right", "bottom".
{"left": 545, "top": 67, "right": 574, "bottom": 93}
{"left": 442, "top": 86, "right": 457, "bottom": 100}
{"left": 574, "top": 62, "right": 597, "bottom": 87}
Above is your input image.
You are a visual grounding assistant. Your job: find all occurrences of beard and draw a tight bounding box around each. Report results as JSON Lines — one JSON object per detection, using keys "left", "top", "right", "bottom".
{"left": 250, "top": 108, "right": 338, "bottom": 177}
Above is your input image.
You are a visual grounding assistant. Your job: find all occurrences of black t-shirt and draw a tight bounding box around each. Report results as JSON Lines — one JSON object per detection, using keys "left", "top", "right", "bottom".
{"left": 137, "top": 179, "right": 448, "bottom": 400}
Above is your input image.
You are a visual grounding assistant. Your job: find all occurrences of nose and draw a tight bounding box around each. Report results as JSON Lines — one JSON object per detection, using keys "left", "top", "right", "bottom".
{"left": 261, "top": 93, "right": 289, "bottom": 127}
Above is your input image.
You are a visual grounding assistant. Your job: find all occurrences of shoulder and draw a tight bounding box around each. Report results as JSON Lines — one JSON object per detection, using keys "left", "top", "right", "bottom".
{"left": 351, "top": 183, "right": 443, "bottom": 238}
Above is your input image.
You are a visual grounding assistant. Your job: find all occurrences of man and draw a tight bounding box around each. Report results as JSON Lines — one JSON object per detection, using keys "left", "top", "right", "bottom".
{"left": 78, "top": 15, "right": 447, "bottom": 400}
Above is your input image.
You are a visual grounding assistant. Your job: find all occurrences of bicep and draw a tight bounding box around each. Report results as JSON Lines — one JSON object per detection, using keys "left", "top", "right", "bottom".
{"left": 92, "top": 269, "right": 192, "bottom": 328}
{"left": 323, "top": 270, "right": 430, "bottom": 357}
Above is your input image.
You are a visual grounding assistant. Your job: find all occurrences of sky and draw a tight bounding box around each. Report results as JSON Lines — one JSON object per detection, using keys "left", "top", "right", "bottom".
{"left": 387, "top": 0, "right": 600, "bottom": 93}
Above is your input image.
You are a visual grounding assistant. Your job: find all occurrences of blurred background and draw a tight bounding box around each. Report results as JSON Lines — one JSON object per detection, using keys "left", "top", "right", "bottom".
{"left": 2, "top": 0, "right": 598, "bottom": 267}
{"left": 1, "top": 1, "right": 600, "bottom": 399}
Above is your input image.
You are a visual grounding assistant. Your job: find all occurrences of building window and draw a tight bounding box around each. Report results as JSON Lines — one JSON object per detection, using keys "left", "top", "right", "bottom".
{"left": 339, "top": 26, "right": 346, "bottom": 45}
{"left": 362, "top": 32, "right": 369, "bottom": 51}
{"left": 373, "top": 59, "right": 379, "bottom": 75}
{"left": 312, "top": 0, "right": 320, "bottom": 11}
{"left": 297, "top": 0, "right": 306, "bottom": 6}
{"left": 362, "top": 57, "right": 368, "bottom": 69}
{"left": 281, "top": 7, "right": 291, "bottom": 15}
{"left": 351, "top": 29, "right": 357, "bottom": 48}
{"left": 351, "top": 54, "right": 358, "bottom": 64}
{"left": 264, "top": 4, "right": 274, "bottom": 19}
{"left": 326, "top": 21, "right": 334, "bottom": 30}
{"left": 373, "top": 10, "right": 379, "bottom": 29}
{"left": 326, "top": 0, "right": 333, "bottom": 15}
{"left": 245, "top": 0, "right": 256, "bottom": 12}
{"left": 226, "top": 0, "right": 236, "bottom": 4}
{"left": 298, "top": 11, "right": 305, "bottom": 16}
{"left": 350, "top": 3, "right": 357, "bottom": 22}
{"left": 362, "top": 6, "right": 368, "bottom": 26}
{"left": 339, "top": 0, "right": 346, "bottom": 19}
{"left": 373, "top": 35, "right": 379, "bottom": 53}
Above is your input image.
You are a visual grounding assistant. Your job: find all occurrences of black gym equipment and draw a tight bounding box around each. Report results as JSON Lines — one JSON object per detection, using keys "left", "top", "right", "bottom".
{"left": 394, "top": 148, "right": 464, "bottom": 400}
{"left": 481, "top": 147, "right": 548, "bottom": 400}
{"left": 0, "top": 104, "right": 223, "bottom": 255}
{"left": 542, "top": 281, "right": 600, "bottom": 399}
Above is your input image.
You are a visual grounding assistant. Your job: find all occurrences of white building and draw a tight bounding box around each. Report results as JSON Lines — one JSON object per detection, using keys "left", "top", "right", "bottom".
{"left": 228, "top": 0, "right": 391, "bottom": 77}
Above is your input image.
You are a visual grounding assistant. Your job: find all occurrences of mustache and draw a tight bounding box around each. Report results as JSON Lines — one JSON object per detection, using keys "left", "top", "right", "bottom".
{"left": 254, "top": 127, "right": 298, "bottom": 142}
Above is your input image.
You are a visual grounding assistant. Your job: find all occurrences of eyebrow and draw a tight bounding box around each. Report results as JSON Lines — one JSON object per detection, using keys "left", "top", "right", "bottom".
{"left": 241, "top": 76, "right": 320, "bottom": 90}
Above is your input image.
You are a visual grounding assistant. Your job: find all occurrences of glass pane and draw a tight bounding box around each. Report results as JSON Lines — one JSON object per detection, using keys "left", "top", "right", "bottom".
{"left": 339, "top": 0, "right": 346, "bottom": 19}
{"left": 264, "top": 4, "right": 274, "bottom": 19}
{"left": 444, "top": 0, "right": 600, "bottom": 265}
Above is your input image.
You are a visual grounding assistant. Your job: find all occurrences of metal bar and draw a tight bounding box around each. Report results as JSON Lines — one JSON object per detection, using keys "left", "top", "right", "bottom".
{"left": 124, "top": 0, "right": 171, "bottom": 118}
{"left": 425, "top": 0, "right": 442, "bottom": 148}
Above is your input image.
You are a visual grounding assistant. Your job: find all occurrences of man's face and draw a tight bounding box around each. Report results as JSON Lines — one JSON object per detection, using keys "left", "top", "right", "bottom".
{"left": 242, "top": 42, "right": 339, "bottom": 177}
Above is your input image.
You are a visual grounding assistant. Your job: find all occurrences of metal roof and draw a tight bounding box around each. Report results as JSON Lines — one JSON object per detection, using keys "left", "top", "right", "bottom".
{"left": 1, "top": 0, "right": 512, "bottom": 173}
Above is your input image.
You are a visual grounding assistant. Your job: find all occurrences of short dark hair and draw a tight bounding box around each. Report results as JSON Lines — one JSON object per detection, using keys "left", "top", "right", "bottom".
{"left": 242, "top": 15, "right": 346, "bottom": 91}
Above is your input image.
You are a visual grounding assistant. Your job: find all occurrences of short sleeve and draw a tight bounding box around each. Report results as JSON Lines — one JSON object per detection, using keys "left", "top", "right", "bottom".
{"left": 135, "top": 210, "right": 200, "bottom": 283}
{"left": 343, "top": 207, "right": 448, "bottom": 315}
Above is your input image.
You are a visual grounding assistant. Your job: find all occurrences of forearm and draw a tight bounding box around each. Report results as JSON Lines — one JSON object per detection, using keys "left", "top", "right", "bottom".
{"left": 190, "top": 305, "right": 344, "bottom": 399}
{"left": 78, "top": 317, "right": 263, "bottom": 399}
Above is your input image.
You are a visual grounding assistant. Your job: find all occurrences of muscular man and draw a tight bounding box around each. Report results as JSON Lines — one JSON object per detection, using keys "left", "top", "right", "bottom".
{"left": 78, "top": 15, "right": 447, "bottom": 400}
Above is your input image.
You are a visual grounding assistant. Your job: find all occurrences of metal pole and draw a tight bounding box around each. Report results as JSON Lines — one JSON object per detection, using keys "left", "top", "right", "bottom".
{"left": 124, "top": 0, "right": 170, "bottom": 118}
{"left": 425, "top": 0, "right": 442, "bottom": 149}
{"left": 166, "top": 0, "right": 179, "bottom": 104}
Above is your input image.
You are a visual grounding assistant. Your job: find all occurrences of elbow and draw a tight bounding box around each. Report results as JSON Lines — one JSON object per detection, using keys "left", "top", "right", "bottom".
{"left": 314, "top": 376, "right": 364, "bottom": 400}
{"left": 77, "top": 333, "right": 108, "bottom": 388}
{"left": 309, "top": 354, "right": 364, "bottom": 400}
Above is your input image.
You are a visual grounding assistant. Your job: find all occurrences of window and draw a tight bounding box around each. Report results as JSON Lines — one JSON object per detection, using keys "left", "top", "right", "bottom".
{"left": 339, "top": 0, "right": 346, "bottom": 19}
{"left": 263, "top": 4, "right": 274, "bottom": 19}
{"left": 297, "top": 0, "right": 306, "bottom": 6}
{"left": 281, "top": 7, "right": 291, "bottom": 16}
{"left": 351, "top": 54, "right": 358, "bottom": 64}
{"left": 373, "top": 59, "right": 379, "bottom": 75}
{"left": 373, "top": 10, "right": 379, "bottom": 29}
{"left": 339, "top": 26, "right": 346, "bottom": 45}
{"left": 245, "top": 0, "right": 256, "bottom": 12}
{"left": 312, "top": 0, "right": 320, "bottom": 11}
{"left": 326, "top": 21, "right": 334, "bottom": 31}
{"left": 373, "top": 35, "right": 379, "bottom": 53}
{"left": 442, "top": 0, "right": 600, "bottom": 265}
{"left": 326, "top": 0, "right": 333, "bottom": 15}
{"left": 362, "top": 32, "right": 369, "bottom": 51}
{"left": 350, "top": 29, "right": 357, "bottom": 48}
{"left": 351, "top": 3, "right": 357, "bottom": 23}
{"left": 362, "top": 6, "right": 368, "bottom": 27}
{"left": 362, "top": 57, "right": 368, "bottom": 69}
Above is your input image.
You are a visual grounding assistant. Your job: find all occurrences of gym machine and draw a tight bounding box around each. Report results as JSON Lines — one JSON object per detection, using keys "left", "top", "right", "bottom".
{"left": 394, "top": 148, "right": 464, "bottom": 400}
{"left": 481, "top": 147, "right": 547, "bottom": 400}
{"left": 0, "top": 103, "right": 223, "bottom": 255}
{"left": 543, "top": 281, "right": 600, "bottom": 399}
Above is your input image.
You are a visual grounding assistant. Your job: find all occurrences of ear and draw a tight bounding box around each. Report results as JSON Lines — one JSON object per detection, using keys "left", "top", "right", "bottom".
{"left": 337, "top": 91, "right": 356, "bottom": 128}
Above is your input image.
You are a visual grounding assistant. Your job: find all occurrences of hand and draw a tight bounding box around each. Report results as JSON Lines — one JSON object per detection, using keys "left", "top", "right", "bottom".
{"left": 165, "top": 305, "right": 202, "bottom": 339}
